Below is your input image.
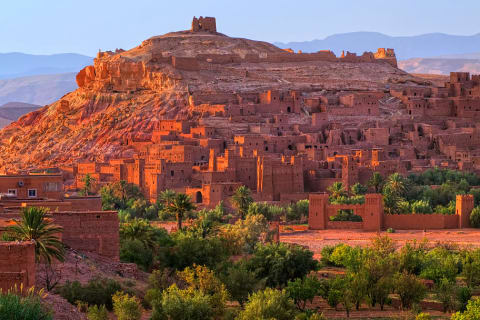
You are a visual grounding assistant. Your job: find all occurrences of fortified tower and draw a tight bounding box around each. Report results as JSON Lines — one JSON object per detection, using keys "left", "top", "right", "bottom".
{"left": 456, "top": 194, "right": 474, "bottom": 228}
{"left": 191, "top": 16, "right": 217, "bottom": 33}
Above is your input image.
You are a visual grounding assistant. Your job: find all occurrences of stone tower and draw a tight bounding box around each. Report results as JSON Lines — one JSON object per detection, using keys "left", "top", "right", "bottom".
{"left": 191, "top": 16, "right": 217, "bottom": 33}
{"left": 456, "top": 194, "right": 474, "bottom": 228}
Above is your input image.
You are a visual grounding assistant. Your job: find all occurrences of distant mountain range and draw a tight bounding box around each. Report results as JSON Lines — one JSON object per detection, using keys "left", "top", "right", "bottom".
{"left": 0, "top": 73, "right": 77, "bottom": 106}
{"left": 275, "top": 32, "right": 480, "bottom": 60}
{"left": 0, "top": 102, "right": 40, "bottom": 128}
{"left": 399, "top": 58, "right": 480, "bottom": 75}
{"left": 0, "top": 52, "right": 92, "bottom": 80}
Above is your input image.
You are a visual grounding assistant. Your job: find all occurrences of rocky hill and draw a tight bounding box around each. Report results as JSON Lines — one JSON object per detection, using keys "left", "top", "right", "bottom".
{"left": 0, "top": 20, "right": 424, "bottom": 171}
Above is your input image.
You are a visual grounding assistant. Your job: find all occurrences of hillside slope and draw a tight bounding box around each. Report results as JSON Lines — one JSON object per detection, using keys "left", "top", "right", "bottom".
{"left": 0, "top": 28, "right": 422, "bottom": 171}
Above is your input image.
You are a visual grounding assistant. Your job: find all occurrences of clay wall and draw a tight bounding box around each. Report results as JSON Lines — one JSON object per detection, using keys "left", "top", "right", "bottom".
{"left": 364, "top": 128, "right": 390, "bottom": 145}
{"left": 52, "top": 211, "right": 119, "bottom": 260}
{"left": 158, "top": 120, "right": 191, "bottom": 133}
{"left": 171, "top": 56, "right": 200, "bottom": 71}
{"left": 383, "top": 214, "right": 458, "bottom": 230}
{"left": 0, "top": 241, "right": 35, "bottom": 292}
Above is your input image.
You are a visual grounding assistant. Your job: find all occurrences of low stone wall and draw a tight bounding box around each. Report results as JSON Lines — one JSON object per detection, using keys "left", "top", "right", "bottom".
{"left": 383, "top": 213, "right": 459, "bottom": 230}
{"left": 0, "top": 241, "right": 35, "bottom": 292}
{"left": 326, "top": 221, "right": 363, "bottom": 229}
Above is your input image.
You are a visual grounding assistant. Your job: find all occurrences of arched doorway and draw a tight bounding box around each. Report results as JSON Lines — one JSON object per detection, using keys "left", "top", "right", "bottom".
{"left": 195, "top": 191, "right": 203, "bottom": 204}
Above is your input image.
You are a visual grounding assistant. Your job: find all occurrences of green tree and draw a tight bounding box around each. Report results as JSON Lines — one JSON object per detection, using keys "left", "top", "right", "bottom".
{"left": 385, "top": 173, "right": 407, "bottom": 197}
{"left": 461, "top": 249, "right": 480, "bottom": 287}
{"left": 101, "top": 180, "right": 144, "bottom": 210}
{"left": 350, "top": 183, "right": 368, "bottom": 196}
{"left": 247, "top": 243, "right": 318, "bottom": 288}
{"left": 232, "top": 186, "right": 253, "bottom": 219}
{"left": 236, "top": 288, "right": 297, "bottom": 320}
{"left": 451, "top": 297, "right": 480, "bottom": 320}
{"left": 394, "top": 271, "right": 426, "bottom": 310}
{"left": 327, "top": 182, "right": 347, "bottom": 199}
{"left": 411, "top": 200, "right": 433, "bottom": 214}
{"left": 112, "top": 291, "right": 142, "bottom": 320}
{"left": 435, "top": 277, "right": 457, "bottom": 313}
{"left": 81, "top": 173, "right": 96, "bottom": 196}
{"left": 165, "top": 193, "right": 196, "bottom": 230}
{"left": 470, "top": 206, "right": 480, "bottom": 228}
{"left": 151, "top": 285, "right": 214, "bottom": 320}
{"left": 120, "top": 218, "right": 155, "bottom": 249}
{"left": 220, "top": 261, "right": 264, "bottom": 307}
{"left": 286, "top": 276, "right": 323, "bottom": 311}
{"left": 368, "top": 172, "right": 385, "bottom": 193}
{"left": 6, "top": 207, "right": 64, "bottom": 264}
{"left": 87, "top": 305, "right": 108, "bottom": 320}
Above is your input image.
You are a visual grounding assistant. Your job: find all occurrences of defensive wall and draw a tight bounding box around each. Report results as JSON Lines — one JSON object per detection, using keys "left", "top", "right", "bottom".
{"left": 309, "top": 194, "right": 475, "bottom": 231}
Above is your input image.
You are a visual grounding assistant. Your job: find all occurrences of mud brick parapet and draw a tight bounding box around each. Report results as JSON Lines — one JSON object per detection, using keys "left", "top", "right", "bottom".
{"left": 51, "top": 211, "right": 119, "bottom": 261}
{"left": 0, "top": 241, "right": 35, "bottom": 292}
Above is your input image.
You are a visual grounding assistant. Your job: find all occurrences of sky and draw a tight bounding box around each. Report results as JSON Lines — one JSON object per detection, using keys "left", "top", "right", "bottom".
{"left": 2, "top": 0, "right": 479, "bottom": 56}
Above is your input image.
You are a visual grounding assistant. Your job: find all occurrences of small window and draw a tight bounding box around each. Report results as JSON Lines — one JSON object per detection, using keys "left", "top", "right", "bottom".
{"left": 7, "top": 189, "right": 17, "bottom": 196}
{"left": 28, "top": 189, "right": 37, "bottom": 198}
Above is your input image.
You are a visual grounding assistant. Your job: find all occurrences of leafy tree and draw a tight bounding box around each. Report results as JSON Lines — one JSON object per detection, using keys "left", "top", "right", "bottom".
{"left": 329, "top": 244, "right": 364, "bottom": 272}
{"left": 398, "top": 240, "right": 427, "bottom": 275}
{"left": 219, "top": 261, "right": 264, "bottom": 307}
{"left": 158, "top": 189, "right": 177, "bottom": 207}
{"left": 247, "top": 243, "right": 318, "bottom": 288}
{"left": 385, "top": 173, "right": 407, "bottom": 198}
{"left": 327, "top": 276, "right": 354, "bottom": 317}
{"left": 120, "top": 218, "right": 156, "bottom": 249}
{"left": 420, "top": 247, "right": 459, "bottom": 284}
{"left": 394, "top": 271, "right": 426, "bottom": 310}
{"left": 220, "top": 213, "right": 271, "bottom": 254}
{"left": 456, "top": 286, "right": 472, "bottom": 312}
{"left": 350, "top": 183, "right": 368, "bottom": 196}
{"left": 81, "top": 173, "right": 96, "bottom": 196}
{"left": 411, "top": 200, "right": 433, "bottom": 214}
{"left": 231, "top": 186, "right": 253, "bottom": 219}
{"left": 236, "top": 288, "right": 297, "bottom": 320}
{"left": 247, "top": 202, "right": 284, "bottom": 221}
{"left": 177, "top": 265, "right": 228, "bottom": 316}
{"left": 470, "top": 206, "right": 480, "bottom": 228}
{"left": 101, "top": 180, "right": 144, "bottom": 210}
{"left": 165, "top": 193, "right": 195, "bottom": 230}
{"left": 120, "top": 239, "right": 154, "bottom": 271}
{"left": 368, "top": 172, "right": 385, "bottom": 193}
{"left": 327, "top": 182, "right": 347, "bottom": 199}
{"left": 382, "top": 186, "right": 402, "bottom": 214}
{"left": 348, "top": 271, "right": 369, "bottom": 310}
{"left": 461, "top": 249, "right": 480, "bottom": 287}
{"left": 6, "top": 207, "right": 64, "bottom": 264}
{"left": 151, "top": 285, "right": 214, "bottom": 320}
{"left": 435, "top": 277, "right": 457, "bottom": 313}
{"left": 451, "top": 297, "right": 480, "bottom": 320}
{"left": 112, "top": 291, "right": 142, "bottom": 320}
{"left": 286, "top": 276, "right": 323, "bottom": 311}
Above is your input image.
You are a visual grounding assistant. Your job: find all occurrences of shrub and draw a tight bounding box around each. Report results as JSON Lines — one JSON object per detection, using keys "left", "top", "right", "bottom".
{"left": 0, "top": 291, "right": 52, "bottom": 320}
{"left": 57, "top": 278, "right": 125, "bottom": 310}
{"left": 470, "top": 206, "right": 480, "bottom": 228}
{"left": 456, "top": 286, "right": 472, "bottom": 312}
{"left": 415, "top": 313, "right": 431, "bottom": 320}
{"left": 394, "top": 271, "right": 426, "bottom": 309}
{"left": 236, "top": 288, "right": 296, "bottom": 320}
{"left": 219, "top": 261, "right": 264, "bottom": 307}
{"left": 451, "top": 297, "right": 480, "bottom": 320}
{"left": 120, "top": 239, "right": 154, "bottom": 271}
{"left": 411, "top": 200, "right": 433, "bottom": 214}
{"left": 112, "top": 291, "right": 142, "bottom": 320}
{"left": 151, "top": 285, "right": 214, "bottom": 320}
{"left": 386, "top": 227, "right": 395, "bottom": 233}
{"left": 87, "top": 305, "right": 108, "bottom": 320}
{"left": 247, "top": 243, "right": 318, "bottom": 287}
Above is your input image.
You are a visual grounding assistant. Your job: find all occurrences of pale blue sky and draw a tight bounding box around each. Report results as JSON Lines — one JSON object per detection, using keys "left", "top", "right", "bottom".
{"left": 2, "top": 0, "right": 479, "bottom": 56}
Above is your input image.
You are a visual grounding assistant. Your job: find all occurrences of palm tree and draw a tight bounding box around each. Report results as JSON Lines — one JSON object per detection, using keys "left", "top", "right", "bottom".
{"left": 158, "top": 189, "right": 177, "bottom": 207}
{"left": 166, "top": 193, "right": 196, "bottom": 230}
{"left": 231, "top": 186, "right": 253, "bottom": 219}
{"left": 385, "top": 173, "right": 406, "bottom": 197}
{"left": 120, "top": 218, "right": 155, "bottom": 248}
{"left": 7, "top": 207, "right": 64, "bottom": 264}
{"left": 368, "top": 172, "right": 385, "bottom": 193}
{"left": 327, "top": 182, "right": 347, "bottom": 199}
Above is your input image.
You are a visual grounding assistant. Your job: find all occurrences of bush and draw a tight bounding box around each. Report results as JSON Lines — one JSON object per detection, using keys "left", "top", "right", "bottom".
{"left": 151, "top": 285, "right": 214, "bottom": 320}
{"left": 120, "top": 239, "right": 154, "bottom": 271}
{"left": 0, "top": 291, "right": 52, "bottom": 320}
{"left": 236, "top": 288, "right": 296, "bottom": 320}
{"left": 415, "top": 313, "right": 431, "bottom": 320}
{"left": 112, "top": 291, "right": 142, "bottom": 320}
{"left": 329, "top": 209, "right": 363, "bottom": 222}
{"left": 394, "top": 271, "right": 426, "bottom": 309}
{"left": 87, "top": 305, "right": 108, "bottom": 320}
{"left": 247, "top": 243, "right": 318, "bottom": 287}
{"left": 386, "top": 228, "right": 395, "bottom": 233}
{"left": 451, "top": 297, "right": 480, "bottom": 320}
{"left": 57, "top": 278, "right": 125, "bottom": 310}
{"left": 470, "top": 206, "right": 480, "bottom": 228}
{"left": 411, "top": 200, "right": 433, "bottom": 214}
{"left": 456, "top": 286, "right": 472, "bottom": 312}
